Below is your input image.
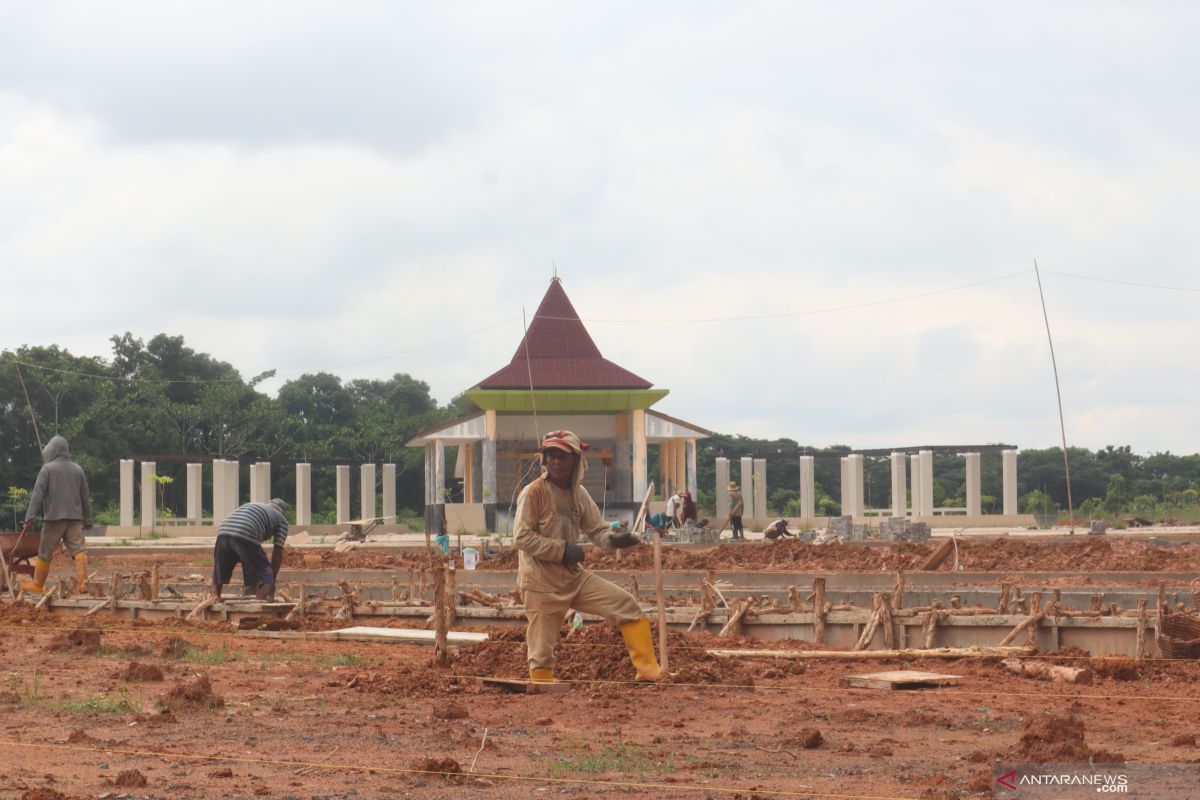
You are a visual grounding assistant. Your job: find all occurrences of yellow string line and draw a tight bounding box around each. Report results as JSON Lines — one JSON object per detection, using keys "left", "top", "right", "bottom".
{"left": 1, "top": 739, "right": 920, "bottom": 800}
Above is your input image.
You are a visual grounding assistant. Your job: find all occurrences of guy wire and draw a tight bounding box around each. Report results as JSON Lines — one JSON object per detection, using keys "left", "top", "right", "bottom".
{"left": 1034, "top": 260, "right": 1075, "bottom": 533}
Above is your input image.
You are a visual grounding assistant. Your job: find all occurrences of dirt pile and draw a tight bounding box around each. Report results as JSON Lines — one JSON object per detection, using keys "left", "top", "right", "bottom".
{"left": 284, "top": 549, "right": 447, "bottom": 571}
{"left": 159, "top": 674, "right": 224, "bottom": 711}
{"left": 453, "top": 623, "right": 757, "bottom": 686}
{"left": 21, "top": 790, "right": 67, "bottom": 800}
{"left": 120, "top": 661, "right": 164, "bottom": 682}
{"left": 113, "top": 769, "right": 148, "bottom": 788}
{"left": 47, "top": 625, "right": 101, "bottom": 655}
{"left": 159, "top": 636, "right": 194, "bottom": 659}
{"left": 340, "top": 665, "right": 456, "bottom": 698}
{"left": 409, "top": 757, "right": 463, "bottom": 781}
{"left": 1014, "top": 713, "right": 1123, "bottom": 763}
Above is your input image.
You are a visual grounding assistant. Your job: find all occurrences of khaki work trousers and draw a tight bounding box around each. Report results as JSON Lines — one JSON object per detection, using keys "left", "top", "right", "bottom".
{"left": 38, "top": 520, "right": 87, "bottom": 560}
{"left": 522, "top": 571, "right": 644, "bottom": 671}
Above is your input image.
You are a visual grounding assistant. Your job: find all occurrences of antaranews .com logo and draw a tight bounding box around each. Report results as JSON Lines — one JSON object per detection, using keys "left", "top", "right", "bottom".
{"left": 993, "top": 764, "right": 1200, "bottom": 798}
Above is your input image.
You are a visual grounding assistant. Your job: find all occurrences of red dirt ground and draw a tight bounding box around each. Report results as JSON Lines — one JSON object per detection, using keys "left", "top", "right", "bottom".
{"left": 0, "top": 597, "right": 1198, "bottom": 799}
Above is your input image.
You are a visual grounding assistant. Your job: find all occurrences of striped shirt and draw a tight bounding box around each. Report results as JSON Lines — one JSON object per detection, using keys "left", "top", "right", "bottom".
{"left": 218, "top": 503, "right": 289, "bottom": 547}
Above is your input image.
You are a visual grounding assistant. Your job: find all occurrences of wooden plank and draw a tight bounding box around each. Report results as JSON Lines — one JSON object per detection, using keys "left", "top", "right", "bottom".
{"left": 238, "top": 626, "right": 489, "bottom": 646}
{"left": 842, "top": 670, "right": 961, "bottom": 690}
{"left": 707, "top": 646, "right": 1034, "bottom": 660}
{"left": 478, "top": 676, "right": 572, "bottom": 694}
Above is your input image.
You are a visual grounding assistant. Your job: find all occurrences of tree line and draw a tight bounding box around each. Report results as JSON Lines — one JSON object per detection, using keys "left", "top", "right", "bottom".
{"left": 5, "top": 335, "right": 1200, "bottom": 528}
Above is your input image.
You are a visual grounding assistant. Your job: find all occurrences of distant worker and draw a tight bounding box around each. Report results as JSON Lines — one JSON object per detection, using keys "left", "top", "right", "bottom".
{"left": 728, "top": 481, "right": 745, "bottom": 541}
{"left": 643, "top": 511, "right": 671, "bottom": 542}
{"left": 20, "top": 435, "right": 93, "bottom": 593}
{"left": 763, "top": 518, "right": 796, "bottom": 541}
{"left": 679, "top": 491, "right": 698, "bottom": 525}
{"left": 515, "top": 430, "right": 663, "bottom": 682}
{"left": 211, "top": 499, "right": 289, "bottom": 600}
{"left": 664, "top": 490, "right": 683, "bottom": 528}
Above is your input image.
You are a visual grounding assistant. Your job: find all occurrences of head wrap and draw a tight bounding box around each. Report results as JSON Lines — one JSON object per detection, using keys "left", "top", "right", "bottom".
{"left": 540, "top": 429, "right": 588, "bottom": 455}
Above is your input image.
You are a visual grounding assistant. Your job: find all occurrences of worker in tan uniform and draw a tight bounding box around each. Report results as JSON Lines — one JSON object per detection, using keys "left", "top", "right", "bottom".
{"left": 515, "top": 429, "right": 663, "bottom": 683}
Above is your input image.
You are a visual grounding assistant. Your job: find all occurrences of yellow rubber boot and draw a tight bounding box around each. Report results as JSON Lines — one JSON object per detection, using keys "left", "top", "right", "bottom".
{"left": 21, "top": 557, "right": 50, "bottom": 593}
{"left": 619, "top": 618, "right": 662, "bottom": 681}
{"left": 74, "top": 553, "right": 89, "bottom": 592}
{"left": 529, "top": 668, "right": 555, "bottom": 683}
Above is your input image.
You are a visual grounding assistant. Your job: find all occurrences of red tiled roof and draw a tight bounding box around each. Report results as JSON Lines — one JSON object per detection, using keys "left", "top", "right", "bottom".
{"left": 475, "top": 279, "right": 653, "bottom": 390}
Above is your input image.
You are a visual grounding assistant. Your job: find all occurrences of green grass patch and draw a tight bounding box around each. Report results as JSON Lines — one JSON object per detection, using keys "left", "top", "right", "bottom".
{"left": 59, "top": 691, "right": 137, "bottom": 714}
{"left": 549, "top": 743, "right": 675, "bottom": 777}
{"left": 182, "top": 646, "right": 239, "bottom": 665}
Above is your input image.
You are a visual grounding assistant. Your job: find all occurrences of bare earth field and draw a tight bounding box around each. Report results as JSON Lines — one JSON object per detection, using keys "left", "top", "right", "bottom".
{"left": 2, "top": 539, "right": 1199, "bottom": 799}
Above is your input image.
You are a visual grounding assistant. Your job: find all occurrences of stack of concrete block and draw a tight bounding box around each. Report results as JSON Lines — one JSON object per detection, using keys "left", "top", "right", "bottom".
{"left": 829, "top": 516, "right": 854, "bottom": 538}
{"left": 1088, "top": 520, "right": 1108, "bottom": 536}
{"left": 879, "top": 518, "right": 931, "bottom": 543}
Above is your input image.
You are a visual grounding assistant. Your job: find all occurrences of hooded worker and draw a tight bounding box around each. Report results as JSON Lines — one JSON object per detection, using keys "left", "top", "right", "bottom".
{"left": 514, "top": 429, "right": 662, "bottom": 682}
{"left": 21, "top": 435, "right": 93, "bottom": 593}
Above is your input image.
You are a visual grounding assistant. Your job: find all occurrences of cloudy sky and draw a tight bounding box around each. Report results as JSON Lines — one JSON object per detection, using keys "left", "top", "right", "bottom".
{"left": 3, "top": 1, "right": 1199, "bottom": 454}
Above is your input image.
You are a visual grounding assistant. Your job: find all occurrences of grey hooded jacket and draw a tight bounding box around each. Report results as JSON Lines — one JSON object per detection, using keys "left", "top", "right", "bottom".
{"left": 25, "top": 436, "right": 93, "bottom": 525}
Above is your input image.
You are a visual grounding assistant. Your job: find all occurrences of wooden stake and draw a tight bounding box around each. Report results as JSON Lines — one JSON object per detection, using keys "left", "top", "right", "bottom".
{"left": 392, "top": 576, "right": 401, "bottom": 603}
{"left": 652, "top": 527, "right": 669, "bottom": 674}
{"left": 286, "top": 582, "right": 307, "bottom": 622}
{"left": 85, "top": 596, "right": 114, "bottom": 616}
{"left": 998, "top": 583, "right": 1011, "bottom": 614}
{"left": 999, "top": 601, "right": 1058, "bottom": 647}
{"left": 628, "top": 574, "right": 639, "bottom": 602}
{"left": 921, "top": 603, "right": 943, "bottom": 649}
{"left": 433, "top": 566, "right": 449, "bottom": 666}
{"left": 110, "top": 572, "right": 121, "bottom": 615}
{"left": 1135, "top": 598, "right": 1147, "bottom": 658}
{"left": 445, "top": 562, "right": 457, "bottom": 628}
{"left": 854, "top": 594, "right": 884, "bottom": 651}
{"left": 879, "top": 594, "right": 895, "bottom": 649}
{"left": 187, "top": 595, "right": 216, "bottom": 620}
{"left": 918, "top": 536, "right": 956, "bottom": 571}
{"left": 150, "top": 564, "right": 160, "bottom": 601}
{"left": 407, "top": 568, "right": 414, "bottom": 600}
{"left": 812, "top": 578, "right": 827, "bottom": 646}
{"left": 891, "top": 571, "right": 905, "bottom": 611}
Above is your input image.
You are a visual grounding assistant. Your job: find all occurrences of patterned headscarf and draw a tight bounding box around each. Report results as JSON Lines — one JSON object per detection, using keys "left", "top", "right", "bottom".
{"left": 540, "top": 430, "right": 589, "bottom": 456}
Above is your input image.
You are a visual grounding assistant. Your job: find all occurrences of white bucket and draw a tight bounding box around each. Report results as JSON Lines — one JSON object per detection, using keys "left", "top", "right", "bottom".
{"left": 463, "top": 547, "right": 479, "bottom": 570}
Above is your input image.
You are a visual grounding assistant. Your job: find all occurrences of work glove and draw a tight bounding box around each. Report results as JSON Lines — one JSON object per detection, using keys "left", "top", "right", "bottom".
{"left": 608, "top": 532, "right": 641, "bottom": 549}
{"left": 561, "top": 540, "right": 585, "bottom": 566}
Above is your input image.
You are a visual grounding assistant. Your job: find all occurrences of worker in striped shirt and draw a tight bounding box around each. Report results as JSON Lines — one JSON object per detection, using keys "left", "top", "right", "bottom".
{"left": 211, "top": 499, "right": 289, "bottom": 600}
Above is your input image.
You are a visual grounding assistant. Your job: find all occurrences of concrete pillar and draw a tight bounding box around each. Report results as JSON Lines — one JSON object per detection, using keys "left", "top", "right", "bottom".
{"left": 483, "top": 411, "right": 497, "bottom": 532}
{"left": 434, "top": 441, "right": 446, "bottom": 504}
{"left": 631, "top": 409, "right": 648, "bottom": 501}
{"left": 799, "top": 455, "right": 815, "bottom": 520}
{"left": 964, "top": 452, "right": 981, "bottom": 516}
{"left": 381, "top": 463, "right": 396, "bottom": 522}
{"left": 739, "top": 456, "right": 754, "bottom": 519}
{"left": 753, "top": 458, "right": 767, "bottom": 519}
{"left": 119, "top": 459, "right": 134, "bottom": 527}
{"left": 226, "top": 460, "right": 239, "bottom": 512}
{"left": 140, "top": 461, "right": 156, "bottom": 532}
{"left": 211, "top": 460, "right": 226, "bottom": 525}
{"left": 336, "top": 465, "right": 350, "bottom": 524}
{"left": 295, "top": 463, "right": 311, "bottom": 526}
{"left": 848, "top": 454, "right": 864, "bottom": 517}
{"left": 676, "top": 441, "right": 687, "bottom": 497}
{"left": 685, "top": 440, "right": 697, "bottom": 497}
{"left": 839, "top": 457, "right": 851, "bottom": 518}
{"left": 252, "top": 462, "right": 270, "bottom": 504}
{"left": 910, "top": 454, "right": 923, "bottom": 519}
{"left": 360, "top": 463, "right": 376, "bottom": 521}
{"left": 919, "top": 449, "right": 935, "bottom": 516}
{"left": 889, "top": 452, "right": 907, "bottom": 518}
{"left": 462, "top": 444, "right": 474, "bottom": 503}
{"left": 186, "top": 463, "right": 202, "bottom": 523}
{"left": 660, "top": 441, "right": 671, "bottom": 496}
{"left": 715, "top": 457, "right": 729, "bottom": 520}
{"left": 1002, "top": 449, "right": 1018, "bottom": 515}
{"left": 249, "top": 463, "right": 259, "bottom": 504}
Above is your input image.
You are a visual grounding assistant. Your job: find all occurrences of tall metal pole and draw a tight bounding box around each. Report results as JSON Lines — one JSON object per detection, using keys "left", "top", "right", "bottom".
{"left": 1034, "top": 261, "right": 1075, "bottom": 533}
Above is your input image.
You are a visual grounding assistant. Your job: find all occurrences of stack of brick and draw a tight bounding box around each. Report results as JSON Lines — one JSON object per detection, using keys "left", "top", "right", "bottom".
{"left": 879, "top": 518, "right": 931, "bottom": 543}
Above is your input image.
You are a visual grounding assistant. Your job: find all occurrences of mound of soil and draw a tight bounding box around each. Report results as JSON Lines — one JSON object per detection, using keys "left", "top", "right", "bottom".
{"left": 65, "top": 729, "right": 100, "bottom": 745}
{"left": 235, "top": 615, "right": 298, "bottom": 631}
{"left": 121, "top": 661, "right": 164, "bottom": 682}
{"left": 47, "top": 625, "right": 101, "bottom": 655}
{"left": 1015, "top": 713, "right": 1124, "bottom": 763}
{"left": 341, "top": 665, "right": 456, "bottom": 698}
{"left": 409, "top": 757, "right": 463, "bottom": 780}
{"left": 452, "top": 622, "right": 756, "bottom": 687}
{"left": 159, "top": 636, "right": 194, "bottom": 659}
{"left": 1170, "top": 733, "right": 1195, "bottom": 747}
{"left": 21, "top": 790, "right": 67, "bottom": 800}
{"left": 790, "top": 728, "right": 823, "bottom": 749}
{"left": 159, "top": 675, "right": 224, "bottom": 711}
{"left": 1091, "top": 657, "right": 1141, "bottom": 681}
{"left": 113, "top": 769, "right": 147, "bottom": 788}
{"left": 431, "top": 700, "right": 469, "bottom": 720}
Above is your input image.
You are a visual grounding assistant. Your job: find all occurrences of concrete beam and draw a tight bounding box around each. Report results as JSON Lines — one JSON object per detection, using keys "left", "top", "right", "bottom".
{"left": 1002, "top": 449, "right": 1018, "bottom": 515}
{"left": 799, "top": 456, "right": 815, "bottom": 520}
{"left": 740, "top": 456, "right": 754, "bottom": 518}
{"left": 139, "top": 461, "right": 156, "bottom": 532}
{"left": 890, "top": 452, "right": 906, "bottom": 518}
{"left": 964, "top": 452, "right": 981, "bottom": 516}
{"left": 186, "top": 463, "right": 202, "bottom": 523}
{"left": 715, "top": 457, "right": 729, "bottom": 520}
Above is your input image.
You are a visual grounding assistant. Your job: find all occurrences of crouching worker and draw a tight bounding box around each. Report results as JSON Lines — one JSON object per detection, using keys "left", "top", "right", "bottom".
{"left": 516, "top": 430, "right": 662, "bottom": 683}
{"left": 763, "top": 518, "right": 796, "bottom": 541}
{"left": 211, "top": 499, "right": 289, "bottom": 600}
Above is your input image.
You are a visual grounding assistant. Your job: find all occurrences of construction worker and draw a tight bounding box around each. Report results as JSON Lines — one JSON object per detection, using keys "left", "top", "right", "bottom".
{"left": 515, "top": 429, "right": 663, "bottom": 682}
{"left": 20, "top": 435, "right": 93, "bottom": 593}
{"left": 763, "top": 518, "right": 796, "bottom": 541}
{"left": 211, "top": 499, "right": 289, "bottom": 600}
{"left": 728, "top": 481, "right": 745, "bottom": 540}
{"left": 679, "top": 491, "right": 697, "bottom": 525}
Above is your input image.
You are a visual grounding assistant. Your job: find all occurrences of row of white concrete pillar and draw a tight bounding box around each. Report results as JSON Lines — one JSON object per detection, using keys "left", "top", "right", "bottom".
{"left": 119, "top": 460, "right": 398, "bottom": 531}
{"left": 714, "top": 450, "right": 1020, "bottom": 520}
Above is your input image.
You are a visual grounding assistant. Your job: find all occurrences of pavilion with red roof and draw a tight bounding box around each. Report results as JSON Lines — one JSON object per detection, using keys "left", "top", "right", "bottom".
{"left": 408, "top": 278, "right": 710, "bottom": 533}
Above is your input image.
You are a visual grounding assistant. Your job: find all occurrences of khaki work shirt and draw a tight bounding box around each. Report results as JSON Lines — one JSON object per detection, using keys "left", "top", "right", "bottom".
{"left": 514, "top": 476, "right": 616, "bottom": 593}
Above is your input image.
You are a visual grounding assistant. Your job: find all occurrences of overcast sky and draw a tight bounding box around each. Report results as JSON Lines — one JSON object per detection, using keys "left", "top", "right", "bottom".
{"left": 3, "top": 2, "right": 1199, "bottom": 454}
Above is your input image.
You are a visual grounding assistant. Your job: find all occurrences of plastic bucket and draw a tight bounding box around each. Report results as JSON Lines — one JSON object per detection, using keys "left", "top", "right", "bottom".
{"left": 463, "top": 547, "right": 479, "bottom": 570}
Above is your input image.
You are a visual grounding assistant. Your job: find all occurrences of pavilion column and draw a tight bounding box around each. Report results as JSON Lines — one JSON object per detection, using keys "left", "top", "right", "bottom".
{"left": 613, "top": 412, "right": 632, "bottom": 502}
{"left": 252, "top": 462, "right": 270, "bottom": 503}
{"left": 360, "top": 463, "right": 376, "bottom": 520}
{"left": 381, "top": 463, "right": 396, "bottom": 522}
{"left": 890, "top": 452, "right": 907, "bottom": 518}
{"left": 462, "top": 444, "right": 475, "bottom": 504}
{"left": 740, "top": 457, "right": 754, "bottom": 518}
{"left": 674, "top": 441, "right": 687, "bottom": 497}
{"left": 336, "top": 465, "right": 350, "bottom": 524}
{"left": 849, "top": 454, "right": 864, "bottom": 517}
{"left": 799, "top": 455, "right": 815, "bottom": 520}
{"left": 249, "top": 463, "right": 260, "bottom": 504}
{"left": 1002, "top": 450, "right": 1018, "bottom": 515}
{"left": 295, "top": 463, "right": 312, "bottom": 525}
{"left": 483, "top": 410, "right": 497, "bottom": 532}
{"left": 659, "top": 441, "right": 670, "bottom": 497}
{"left": 715, "top": 457, "right": 729, "bottom": 521}
{"left": 226, "top": 460, "right": 239, "bottom": 513}
{"left": 919, "top": 449, "right": 934, "bottom": 516}
{"left": 685, "top": 440, "right": 697, "bottom": 497}
{"left": 119, "top": 459, "right": 134, "bottom": 527}
{"left": 186, "top": 463, "right": 202, "bottom": 524}
{"left": 631, "top": 409, "right": 648, "bottom": 502}
{"left": 910, "top": 454, "right": 923, "bottom": 518}
{"left": 140, "top": 461, "right": 156, "bottom": 533}
{"left": 964, "top": 452, "right": 981, "bottom": 516}
{"left": 753, "top": 458, "right": 767, "bottom": 520}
